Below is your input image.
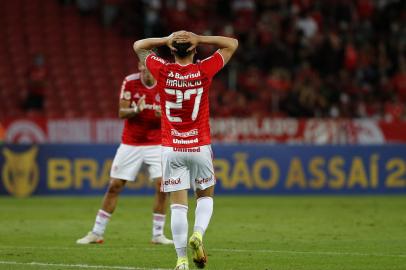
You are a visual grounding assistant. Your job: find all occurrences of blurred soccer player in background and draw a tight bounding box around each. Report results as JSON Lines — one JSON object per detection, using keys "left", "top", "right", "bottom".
{"left": 76, "top": 62, "right": 173, "bottom": 245}
{"left": 134, "top": 31, "right": 238, "bottom": 270}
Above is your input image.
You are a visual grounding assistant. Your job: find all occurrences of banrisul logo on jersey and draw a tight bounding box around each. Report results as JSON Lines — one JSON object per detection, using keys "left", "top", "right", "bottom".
{"left": 1, "top": 146, "right": 39, "bottom": 197}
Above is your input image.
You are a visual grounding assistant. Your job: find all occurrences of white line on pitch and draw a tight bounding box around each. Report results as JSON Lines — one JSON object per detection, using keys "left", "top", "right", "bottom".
{"left": 211, "top": 248, "right": 406, "bottom": 258}
{"left": 0, "top": 245, "right": 405, "bottom": 258}
{"left": 0, "top": 261, "right": 171, "bottom": 270}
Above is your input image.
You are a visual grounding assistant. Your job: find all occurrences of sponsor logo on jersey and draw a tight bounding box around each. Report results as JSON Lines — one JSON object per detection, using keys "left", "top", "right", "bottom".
{"left": 152, "top": 55, "right": 166, "bottom": 64}
{"left": 155, "top": 94, "right": 160, "bottom": 102}
{"left": 163, "top": 178, "right": 181, "bottom": 186}
{"left": 173, "top": 147, "right": 201, "bottom": 152}
{"left": 171, "top": 129, "right": 198, "bottom": 138}
{"left": 2, "top": 146, "right": 39, "bottom": 198}
{"left": 195, "top": 176, "right": 213, "bottom": 185}
{"left": 173, "top": 138, "right": 199, "bottom": 144}
{"left": 167, "top": 71, "right": 201, "bottom": 79}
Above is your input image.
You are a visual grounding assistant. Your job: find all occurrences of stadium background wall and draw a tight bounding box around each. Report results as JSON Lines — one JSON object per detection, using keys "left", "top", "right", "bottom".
{"left": 0, "top": 144, "right": 405, "bottom": 197}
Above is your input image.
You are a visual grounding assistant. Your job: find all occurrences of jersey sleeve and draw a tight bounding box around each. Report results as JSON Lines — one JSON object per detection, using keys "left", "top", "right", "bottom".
{"left": 200, "top": 50, "right": 225, "bottom": 78}
{"left": 119, "top": 78, "right": 132, "bottom": 101}
{"left": 146, "top": 53, "right": 166, "bottom": 79}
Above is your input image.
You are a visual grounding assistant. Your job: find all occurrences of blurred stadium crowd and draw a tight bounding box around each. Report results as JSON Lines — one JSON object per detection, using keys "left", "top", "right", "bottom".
{"left": 0, "top": 0, "right": 405, "bottom": 120}
{"left": 129, "top": 0, "right": 406, "bottom": 120}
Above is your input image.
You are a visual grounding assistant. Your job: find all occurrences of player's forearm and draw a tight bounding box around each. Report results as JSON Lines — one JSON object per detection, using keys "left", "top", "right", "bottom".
{"left": 133, "top": 37, "right": 169, "bottom": 51}
{"left": 118, "top": 108, "right": 139, "bottom": 119}
{"left": 133, "top": 37, "right": 169, "bottom": 63}
{"left": 197, "top": 35, "right": 238, "bottom": 51}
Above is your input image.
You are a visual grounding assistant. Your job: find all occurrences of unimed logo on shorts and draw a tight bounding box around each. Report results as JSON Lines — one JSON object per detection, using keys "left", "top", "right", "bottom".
{"left": 164, "top": 178, "right": 181, "bottom": 186}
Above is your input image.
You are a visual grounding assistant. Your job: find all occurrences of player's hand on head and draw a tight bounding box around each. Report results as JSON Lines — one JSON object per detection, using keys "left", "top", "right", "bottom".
{"left": 166, "top": 33, "right": 177, "bottom": 51}
{"left": 137, "top": 95, "right": 146, "bottom": 112}
{"left": 185, "top": 32, "right": 199, "bottom": 52}
{"left": 167, "top": 31, "right": 196, "bottom": 51}
{"left": 167, "top": 31, "right": 188, "bottom": 51}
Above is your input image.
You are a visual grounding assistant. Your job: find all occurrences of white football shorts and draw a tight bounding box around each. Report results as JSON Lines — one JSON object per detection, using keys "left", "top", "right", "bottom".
{"left": 161, "top": 145, "right": 216, "bottom": 192}
{"left": 110, "top": 144, "right": 162, "bottom": 181}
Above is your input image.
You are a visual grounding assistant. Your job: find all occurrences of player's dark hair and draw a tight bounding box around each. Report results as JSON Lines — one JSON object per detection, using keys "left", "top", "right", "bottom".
{"left": 172, "top": 41, "right": 192, "bottom": 58}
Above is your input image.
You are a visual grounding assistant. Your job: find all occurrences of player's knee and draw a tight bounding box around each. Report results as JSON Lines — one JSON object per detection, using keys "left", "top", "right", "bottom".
{"left": 156, "top": 190, "right": 167, "bottom": 202}
{"left": 107, "top": 179, "right": 125, "bottom": 194}
{"left": 154, "top": 178, "right": 163, "bottom": 190}
{"left": 196, "top": 185, "right": 214, "bottom": 198}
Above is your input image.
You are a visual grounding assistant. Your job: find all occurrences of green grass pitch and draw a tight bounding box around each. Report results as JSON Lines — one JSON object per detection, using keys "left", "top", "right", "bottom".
{"left": 0, "top": 196, "right": 405, "bottom": 270}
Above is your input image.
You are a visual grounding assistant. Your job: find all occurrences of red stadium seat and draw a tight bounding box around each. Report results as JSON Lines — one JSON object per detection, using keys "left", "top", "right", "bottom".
{"left": 0, "top": 0, "right": 134, "bottom": 119}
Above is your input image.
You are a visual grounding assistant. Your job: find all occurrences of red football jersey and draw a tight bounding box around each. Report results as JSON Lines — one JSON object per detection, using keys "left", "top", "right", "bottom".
{"left": 119, "top": 73, "right": 161, "bottom": 145}
{"left": 146, "top": 51, "right": 224, "bottom": 147}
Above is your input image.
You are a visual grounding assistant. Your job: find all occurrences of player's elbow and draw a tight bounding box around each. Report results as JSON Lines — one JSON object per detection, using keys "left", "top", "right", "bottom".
{"left": 230, "top": 38, "right": 239, "bottom": 52}
{"left": 133, "top": 40, "right": 142, "bottom": 53}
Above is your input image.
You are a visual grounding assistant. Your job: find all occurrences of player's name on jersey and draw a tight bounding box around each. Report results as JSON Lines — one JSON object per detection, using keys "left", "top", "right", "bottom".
{"left": 165, "top": 79, "right": 202, "bottom": 88}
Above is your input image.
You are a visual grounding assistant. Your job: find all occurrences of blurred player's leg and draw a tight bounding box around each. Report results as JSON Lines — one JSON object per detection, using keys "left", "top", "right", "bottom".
{"left": 151, "top": 178, "right": 173, "bottom": 244}
{"left": 77, "top": 144, "right": 142, "bottom": 244}
{"left": 145, "top": 146, "right": 173, "bottom": 245}
{"left": 171, "top": 190, "right": 189, "bottom": 269}
{"left": 101, "top": 179, "right": 126, "bottom": 214}
{"left": 76, "top": 179, "right": 126, "bottom": 244}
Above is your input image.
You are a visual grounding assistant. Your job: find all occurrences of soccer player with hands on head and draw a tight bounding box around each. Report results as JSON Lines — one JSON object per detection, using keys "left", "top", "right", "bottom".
{"left": 76, "top": 61, "right": 172, "bottom": 246}
{"left": 134, "top": 31, "right": 238, "bottom": 270}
